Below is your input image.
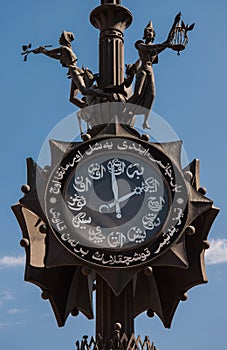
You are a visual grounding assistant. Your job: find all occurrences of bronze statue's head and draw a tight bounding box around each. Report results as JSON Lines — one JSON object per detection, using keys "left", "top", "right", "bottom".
{"left": 59, "top": 31, "right": 75, "bottom": 46}
{"left": 143, "top": 21, "right": 156, "bottom": 42}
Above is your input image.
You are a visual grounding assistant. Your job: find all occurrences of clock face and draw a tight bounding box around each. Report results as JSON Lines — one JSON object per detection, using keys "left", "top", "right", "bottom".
{"left": 45, "top": 137, "right": 188, "bottom": 268}
{"left": 63, "top": 152, "right": 170, "bottom": 250}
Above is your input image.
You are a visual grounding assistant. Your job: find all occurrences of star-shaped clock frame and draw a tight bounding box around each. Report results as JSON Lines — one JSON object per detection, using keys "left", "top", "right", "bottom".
{"left": 12, "top": 125, "right": 219, "bottom": 329}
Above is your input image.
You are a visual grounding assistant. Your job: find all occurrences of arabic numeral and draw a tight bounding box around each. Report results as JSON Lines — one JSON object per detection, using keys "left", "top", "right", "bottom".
{"left": 89, "top": 226, "right": 106, "bottom": 243}
{"left": 73, "top": 176, "right": 91, "bottom": 192}
{"left": 72, "top": 212, "right": 91, "bottom": 229}
{"left": 107, "top": 159, "right": 126, "bottom": 175}
{"left": 142, "top": 213, "right": 162, "bottom": 231}
{"left": 88, "top": 163, "right": 106, "bottom": 180}
{"left": 67, "top": 195, "right": 86, "bottom": 211}
{"left": 147, "top": 196, "right": 165, "bottom": 212}
{"left": 107, "top": 232, "right": 126, "bottom": 248}
{"left": 126, "top": 163, "right": 144, "bottom": 179}
{"left": 144, "top": 177, "right": 160, "bottom": 193}
{"left": 127, "top": 227, "right": 146, "bottom": 243}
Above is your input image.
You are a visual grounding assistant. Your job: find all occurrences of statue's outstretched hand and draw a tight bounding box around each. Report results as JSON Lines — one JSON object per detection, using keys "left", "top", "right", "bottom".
{"left": 33, "top": 46, "right": 46, "bottom": 54}
{"left": 167, "top": 42, "right": 173, "bottom": 49}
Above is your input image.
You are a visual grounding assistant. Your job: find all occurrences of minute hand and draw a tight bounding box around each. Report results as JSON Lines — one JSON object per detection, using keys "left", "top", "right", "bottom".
{"left": 108, "top": 188, "right": 138, "bottom": 209}
{"left": 111, "top": 168, "right": 121, "bottom": 219}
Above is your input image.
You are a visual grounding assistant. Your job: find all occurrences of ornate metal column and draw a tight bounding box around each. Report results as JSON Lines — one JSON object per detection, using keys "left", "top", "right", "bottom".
{"left": 90, "top": 2, "right": 134, "bottom": 341}
{"left": 90, "top": 0, "right": 132, "bottom": 92}
{"left": 13, "top": 1, "right": 219, "bottom": 350}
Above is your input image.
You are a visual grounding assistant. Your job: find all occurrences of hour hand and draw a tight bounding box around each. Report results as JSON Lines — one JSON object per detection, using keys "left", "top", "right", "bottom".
{"left": 108, "top": 186, "right": 143, "bottom": 209}
{"left": 109, "top": 189, "right": 136, "bottom": 208}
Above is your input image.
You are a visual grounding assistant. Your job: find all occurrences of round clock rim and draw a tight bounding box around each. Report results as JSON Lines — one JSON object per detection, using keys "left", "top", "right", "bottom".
{"left": 44, "top": 136, "right": 189, "bottom": 268}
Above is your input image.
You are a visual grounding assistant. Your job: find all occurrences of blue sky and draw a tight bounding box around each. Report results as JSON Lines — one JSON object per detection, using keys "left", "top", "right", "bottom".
{"left": 1, "top": 0, "right": 227, "bottom": 349}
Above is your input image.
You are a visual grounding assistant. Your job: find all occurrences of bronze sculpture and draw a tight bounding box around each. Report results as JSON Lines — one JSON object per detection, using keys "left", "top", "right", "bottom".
{"left": 28, "top": 12, "right": 194, "bottom": 132}
{"left": 34, "top": 31, "right": 111, "bottom": 108}
{"left": 128, "top": 13, "right": 181, "bottom": 129}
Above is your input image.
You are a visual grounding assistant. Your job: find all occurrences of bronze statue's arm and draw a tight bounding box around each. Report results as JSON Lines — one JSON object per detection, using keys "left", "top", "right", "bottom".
{"left": 150, "top": 42, "right": 171, "bottom": 54}
{"left": 33, "top": 46, "right": 61, "bottom": 60}
{"left": 147, "top": 12, "right": 182, "bottom": 55}
{"left": 137, "top": 41, "right": 170, "bottom": 56}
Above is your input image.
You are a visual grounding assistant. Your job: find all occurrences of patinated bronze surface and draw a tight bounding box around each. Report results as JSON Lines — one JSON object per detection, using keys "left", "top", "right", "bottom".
{"left": 14, "top": 1, "right": 217, "bottom": 349}
{"left": 128, "top": 13, "right": 181, "bottom": 129}
{"left": 25, "top": 3, "right": 194, "bottom": 132}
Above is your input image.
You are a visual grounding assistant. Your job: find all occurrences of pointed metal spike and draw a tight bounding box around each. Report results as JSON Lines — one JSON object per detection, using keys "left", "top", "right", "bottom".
{"left": 49, "top": 139, "right": 81, "bottom": 167}
{"left": 170, "top": 242, "right": 189, "bottom": 267}
{"left": 152, "top": 141, "right": 183, "bottom": 168}
{"left": 95, "top": 268, "right": 138, "bottom": 296}
{"left": 151, "top": 240, "right": 189, "bottom": 269}
{"left": 134, "top": 269, "right": 164, "bottom": 321}
{"left": 183, "top": 159, "right": 200, "bottom": 190}
{"left": 21, "top": 207, "right": 46, "bottom": 267}
{"left": 26, "top": 157, "right": 43, "bottom": 190}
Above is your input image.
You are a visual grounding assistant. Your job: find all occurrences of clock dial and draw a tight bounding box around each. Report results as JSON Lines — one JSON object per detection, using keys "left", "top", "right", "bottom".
{"left": 63, "top": 153, "right": 170, "bottom": 250}
{"left": 45, "top": 137, "right": 188, "bottom": 267}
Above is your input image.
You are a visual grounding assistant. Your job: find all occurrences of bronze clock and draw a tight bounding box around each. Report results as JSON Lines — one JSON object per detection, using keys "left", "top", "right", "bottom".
{"left": 45, "top": 137, "right": 188, "bottom": 267}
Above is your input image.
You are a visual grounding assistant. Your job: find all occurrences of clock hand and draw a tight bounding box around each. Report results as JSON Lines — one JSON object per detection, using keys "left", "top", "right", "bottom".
{"left": 111, "top": 166, "right": 122, "bottom": 219}
{"left": 98, "top": 182, "right": 145, "bottom": 216}
{"left": 108, "top": 186, "right": 143, "bottom": 209}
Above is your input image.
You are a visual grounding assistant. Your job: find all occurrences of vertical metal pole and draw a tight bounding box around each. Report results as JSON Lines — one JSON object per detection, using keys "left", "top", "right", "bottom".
{"left": 90, "top": 0, "right": 132, "bottom": 91}
{"left": 90, "top": 1, "right": 134, "bottom": 342}
{"left": 96, "top": 274, "right": 134, "bottom": 342}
